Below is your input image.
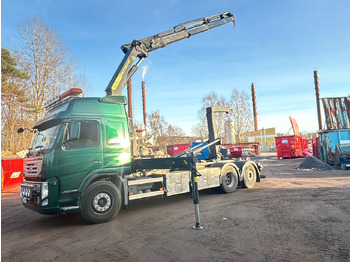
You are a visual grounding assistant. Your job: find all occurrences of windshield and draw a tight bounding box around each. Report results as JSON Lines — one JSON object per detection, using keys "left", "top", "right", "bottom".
{"left": 32, "top": 124, "right": 60, "bottom": 151}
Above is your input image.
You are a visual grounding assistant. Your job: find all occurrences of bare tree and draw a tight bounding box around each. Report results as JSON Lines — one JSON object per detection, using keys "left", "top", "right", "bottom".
{"left": 147, "top": 110, "right": 186, "bottom": 147}
{"left": 1, "top": 17, "right": 90, "bottom": 155}
{"left": 167, "top": 124, "right": 185, "bottom": 137}
{"left": 147, "top": 110, "right": 168, "bottom": 143}
{"left": 191, "top": 122, "right": 208, "bottom": 140}
{"left": 12, "top": 17, "right": 83, "bottom": 121}
{"left": 229, "top": 89, "right": 253, "bottom": 142}
{"left": 191, "top": 91, "right": 230, "bottom": 138}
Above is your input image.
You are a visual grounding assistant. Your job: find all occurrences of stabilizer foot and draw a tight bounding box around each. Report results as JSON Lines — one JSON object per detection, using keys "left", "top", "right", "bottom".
{"left": 193, "top": 224, "right": 204, "bottom": 230}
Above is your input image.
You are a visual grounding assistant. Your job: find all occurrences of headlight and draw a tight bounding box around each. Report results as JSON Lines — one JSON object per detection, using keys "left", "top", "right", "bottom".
{"left": 41, "top": 198, "right": 49, "bottom": 206}
{"left": 41, "top": 182, "right": 49, "bottom": 199}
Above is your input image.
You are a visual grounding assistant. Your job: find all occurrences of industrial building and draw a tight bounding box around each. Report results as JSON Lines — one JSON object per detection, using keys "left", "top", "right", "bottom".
{"left": 242, "top": 128, "right": 276, "bottom": 152}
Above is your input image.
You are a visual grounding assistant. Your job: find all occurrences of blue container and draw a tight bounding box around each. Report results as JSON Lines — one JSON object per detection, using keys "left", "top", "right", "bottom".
{"left": 191, "top": 142, "right": 209, "bottom": 160}
{"left": 319, "top": 129, "right": 350, "bottom": 164}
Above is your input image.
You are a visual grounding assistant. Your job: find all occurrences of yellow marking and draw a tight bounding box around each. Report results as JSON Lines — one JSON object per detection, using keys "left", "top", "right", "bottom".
{"left": 184, "top": 160, "right": 188, "bottom": 165}
{"left": 111, "top": 55, "right": 135, "bottom": 91}
{"left": 112, "top": 59, "right": 131, "bottom": 91}
{"left": 194, "top": 177, "right": 198, "bottom": 182}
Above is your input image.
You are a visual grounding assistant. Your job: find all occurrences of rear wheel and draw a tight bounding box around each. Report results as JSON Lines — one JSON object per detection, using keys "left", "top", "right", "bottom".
{"left": 81, "top": 181, "right": 121, "bottom": 224}
{"left": 220, "top": 166, "right": 238, "bottom": 193}
{"left": 242, "top": 164, "right": 257, "bottom": 188}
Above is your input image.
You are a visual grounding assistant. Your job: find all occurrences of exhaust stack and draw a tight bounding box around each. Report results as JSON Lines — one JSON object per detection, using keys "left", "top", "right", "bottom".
{"left": 127, "top": 79, "right": 133, "bottom": 119}
{"left": 251, "top": 83, "right": 258, "bottom": 131}
{"left": 142, "top": 81, "right": 147, "bottom": 126}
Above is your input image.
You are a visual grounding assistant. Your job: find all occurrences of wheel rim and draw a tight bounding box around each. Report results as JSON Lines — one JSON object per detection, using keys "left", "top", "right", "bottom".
{"left": 246, "top": 169, "right": 254, "bottom": 181}
{"left": 92, "top": 192, "right": 111, "bottom": 213}
{"left": 225, "top": 173, "right": 235, "bottom": 187}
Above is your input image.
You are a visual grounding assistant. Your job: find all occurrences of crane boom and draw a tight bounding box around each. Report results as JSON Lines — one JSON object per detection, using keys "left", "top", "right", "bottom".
{"left": 105, "top": 12, "right": 235, "bottom": 95}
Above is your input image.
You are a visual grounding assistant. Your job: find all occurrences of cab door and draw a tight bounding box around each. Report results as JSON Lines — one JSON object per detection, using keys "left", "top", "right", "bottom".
{"left": 56, "top": 120, "right": 102, "bottom": 191}
{"left": 102, "top": 119, "right": 131, "bottom": 168}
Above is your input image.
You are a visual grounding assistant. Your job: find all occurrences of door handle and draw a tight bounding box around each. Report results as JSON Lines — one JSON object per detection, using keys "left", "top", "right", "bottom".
{"left": 93, "top": 160, "right": 101, "bottom": 164}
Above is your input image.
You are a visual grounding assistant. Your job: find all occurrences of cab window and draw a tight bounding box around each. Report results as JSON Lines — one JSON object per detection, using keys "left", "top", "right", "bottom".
{"left": 105, "top": 121, "right": 129, "bottom": 147}
{"left": 62, "top": 121, "right": 99, "bottom": 149}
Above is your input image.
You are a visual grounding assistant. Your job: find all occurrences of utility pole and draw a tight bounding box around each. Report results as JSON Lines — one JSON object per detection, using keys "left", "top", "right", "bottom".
{"left": 313, "top": 71, "right": 323, "bottom": 130}
{"left": 251, "top": 83, "right": 258, "bottom": 131}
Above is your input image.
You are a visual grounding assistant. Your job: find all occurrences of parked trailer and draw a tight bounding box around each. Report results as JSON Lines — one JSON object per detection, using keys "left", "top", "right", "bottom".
{"left": 319, "top": 129, "right": 350, "bottom": 165}
{"left": 334, "top": 144, "right": 350, "bottom": 169}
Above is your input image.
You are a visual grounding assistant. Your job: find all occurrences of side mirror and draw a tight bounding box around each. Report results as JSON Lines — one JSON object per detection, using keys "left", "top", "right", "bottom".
{"left": 17, "top": 127, "right": 35, "bottom": 134}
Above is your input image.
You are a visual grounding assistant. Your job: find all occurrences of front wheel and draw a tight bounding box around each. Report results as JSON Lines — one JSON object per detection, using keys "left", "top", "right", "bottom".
{"left": 81, "top": 181, "right": 121, "bottom": 224}
{"left": 242, "top": 164, "right": 257, "bottom": 189}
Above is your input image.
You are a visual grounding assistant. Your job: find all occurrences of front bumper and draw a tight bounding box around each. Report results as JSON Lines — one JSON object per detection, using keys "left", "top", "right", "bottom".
{"left": 19, "top": 179, "right": 64, "bottom": 215}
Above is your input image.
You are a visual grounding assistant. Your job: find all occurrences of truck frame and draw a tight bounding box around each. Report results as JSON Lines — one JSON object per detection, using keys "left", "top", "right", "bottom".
{"left": 19, "top": 12, "right": 263, "bottom": 225}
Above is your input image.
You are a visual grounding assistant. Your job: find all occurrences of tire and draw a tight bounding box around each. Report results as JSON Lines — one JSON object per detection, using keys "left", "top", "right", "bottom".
{"left": 81, "top": 181, "right": 121, "bottom": 224}
{"left": 220, "top": 166, "right": 238, "bottom": 193}
{"left": 242, "top": 163, "right": 257, "bottom": 189}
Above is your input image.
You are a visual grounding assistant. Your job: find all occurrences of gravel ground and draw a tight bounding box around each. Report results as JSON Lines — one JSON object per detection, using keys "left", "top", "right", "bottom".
{"left": 2, "top": 158, "right": 350, "bottom": 262}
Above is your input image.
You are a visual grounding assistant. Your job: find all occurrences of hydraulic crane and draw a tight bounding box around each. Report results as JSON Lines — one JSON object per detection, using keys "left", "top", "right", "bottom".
{"left": 105, "top": 12, "right": 235, "bottom": 95}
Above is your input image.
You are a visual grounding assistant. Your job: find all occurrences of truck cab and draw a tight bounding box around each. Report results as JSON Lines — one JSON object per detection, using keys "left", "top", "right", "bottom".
{"left": 20, "top": 90, "right": 132, "bottom": 220}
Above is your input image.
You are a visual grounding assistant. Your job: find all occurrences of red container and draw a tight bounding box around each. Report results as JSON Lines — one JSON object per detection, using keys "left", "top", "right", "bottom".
{"left": 312, "top": 137, "right": 320, "bottom": 159}
{"left": 302, "top": 138, "right": 313, "bottom": 157}
{"left": 167, "top": 144, "right": 190, "bottom": 156}
{"left": 302, "top": 138, "right": 309, "bottom": 151}
{"left": 1, "top": 158, "right": 24, "bottom": 192}
{"left": 223, "top": 143, "right": 260, "bottom": 156}
{"left": 275, "top": 136, "right": 303, "bottom": 158}
{"left": 229, "top": 146, "right": 242, "bottom": 158}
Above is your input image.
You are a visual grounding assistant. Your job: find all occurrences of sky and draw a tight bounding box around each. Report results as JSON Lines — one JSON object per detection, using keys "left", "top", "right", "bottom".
{"left": 2, "top": 0, "right": 350, "bottom": 135}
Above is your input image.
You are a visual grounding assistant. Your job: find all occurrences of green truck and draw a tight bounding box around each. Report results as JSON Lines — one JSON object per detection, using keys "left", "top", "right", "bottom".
{"left": 19, "top": 12, "right": 263, "bottom": 225}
